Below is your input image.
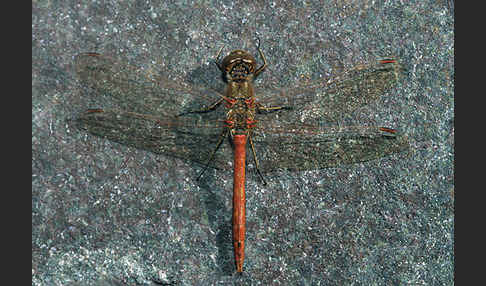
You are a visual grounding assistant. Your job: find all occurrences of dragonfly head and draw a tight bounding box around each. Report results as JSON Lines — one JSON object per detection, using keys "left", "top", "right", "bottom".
{"left": 221, "top": 50, "right": 257, "bottom": 82}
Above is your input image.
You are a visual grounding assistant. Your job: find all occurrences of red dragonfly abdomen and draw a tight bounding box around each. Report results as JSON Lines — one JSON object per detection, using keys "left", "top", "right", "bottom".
{"left": 232, "top": 134, "right": 247, "bottom": 273}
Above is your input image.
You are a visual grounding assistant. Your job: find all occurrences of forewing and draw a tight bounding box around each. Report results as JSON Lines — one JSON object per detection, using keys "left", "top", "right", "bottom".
{"left": 74, "top": 53, "right": 222, "bottom": 117}
{"left": 255, "top": 59, "right": 404, "bottom": 123}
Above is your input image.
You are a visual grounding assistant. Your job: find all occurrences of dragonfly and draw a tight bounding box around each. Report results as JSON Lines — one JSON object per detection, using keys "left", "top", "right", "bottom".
{"left": 73, "top": 45, "right": 408, "bottom": 273}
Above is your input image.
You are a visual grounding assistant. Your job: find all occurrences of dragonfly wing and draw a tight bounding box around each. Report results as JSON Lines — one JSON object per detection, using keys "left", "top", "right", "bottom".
{"left": 74, "top": 109, "right": 233, "bottom": 170}
{"left": 255, "top": 59, "right": 404, "bottom": 122}
{"left": 251, "top": 125, "right": 409, "bottom": 173}
{"left": 74, "top": 53, "right": 221, "bottom": 117}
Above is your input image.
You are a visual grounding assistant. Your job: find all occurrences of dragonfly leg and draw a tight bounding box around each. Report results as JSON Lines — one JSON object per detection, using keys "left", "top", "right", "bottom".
{"left": 197, "top": 128, "right": 229, "bottom": 181}
{"left": 177, "top": 98, "right": 224, "bottom": 116}
{"left": 254, "top": 39, "right": 267, "bottom": 78}
{"left": 214, "top": 45, "right": 225, "bottom": 72}
{"left": 248, "top": 133, "right": 267, "bottom": 185}
{"left": 256, "top": 102, "right": 292, "bottom": 114}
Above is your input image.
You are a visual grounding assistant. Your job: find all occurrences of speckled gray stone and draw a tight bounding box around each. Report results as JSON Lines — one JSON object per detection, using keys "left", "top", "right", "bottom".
{"left": 33, "top": 1, "right": 453, "bottom": 285}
